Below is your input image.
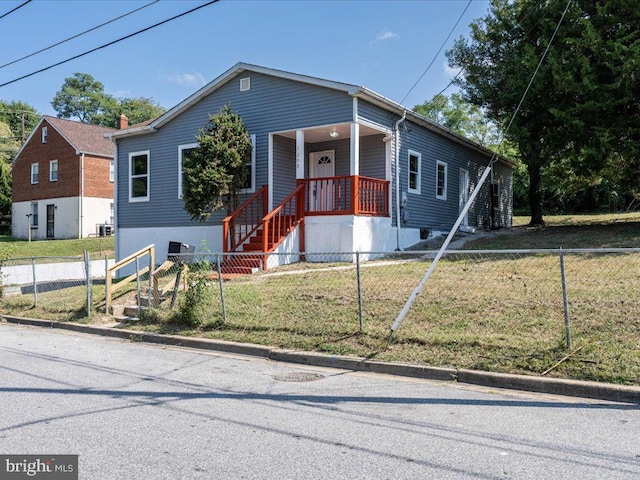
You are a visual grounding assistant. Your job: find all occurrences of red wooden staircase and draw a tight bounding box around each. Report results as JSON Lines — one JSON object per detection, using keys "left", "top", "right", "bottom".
{"left": 221, "top": 185, "right": 305, "bottom": 275}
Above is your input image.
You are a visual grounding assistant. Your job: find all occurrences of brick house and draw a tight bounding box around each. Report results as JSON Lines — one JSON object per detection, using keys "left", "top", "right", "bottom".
{"left": 11, "top": 115, "right": 119, "bottom": 239}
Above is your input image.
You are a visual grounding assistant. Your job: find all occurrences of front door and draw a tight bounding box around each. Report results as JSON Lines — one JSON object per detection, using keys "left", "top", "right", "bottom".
{"left": 309, "top": 150, "right": 335, "bottom": 211}
{"left": 46, "top": 204, "right": 55, "bottom": 239}
{"left": 459, "top": 169, "right": 469, "bottom": 227}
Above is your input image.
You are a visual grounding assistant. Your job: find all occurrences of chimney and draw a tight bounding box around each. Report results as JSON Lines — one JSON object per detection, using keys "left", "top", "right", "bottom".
{"left": 117, "top": 114, "right": 129, "bottom": 130}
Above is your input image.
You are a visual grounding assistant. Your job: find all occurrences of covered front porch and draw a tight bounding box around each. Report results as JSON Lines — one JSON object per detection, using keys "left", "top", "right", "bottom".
{"left": 221, "top": 120, "right": 394, "bottom": 269}
{"left": 268, "top": 120, "right": 392, "bottom": 213}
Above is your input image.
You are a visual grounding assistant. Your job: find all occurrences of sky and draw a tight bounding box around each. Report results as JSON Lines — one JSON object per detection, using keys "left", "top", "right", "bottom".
{"left": 0, "top": 0, "right": 492, "bottom": 120}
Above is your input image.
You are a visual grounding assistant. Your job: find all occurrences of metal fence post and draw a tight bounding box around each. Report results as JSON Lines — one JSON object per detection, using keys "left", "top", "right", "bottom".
{"left": 216, "top": 254, "right": 227, "bottom": 323}
{"left": 559, "top": 248, "right": 572, "bottom": 349}
{"left": 148, "top": 252, "right": 154, "bottom": 309}
{"left": 84, "top": 250, "right": 92, "bottom": 318}
{"left": 135, "top": 256, "right": 141, "bottom": 318}
{"left": 31, "top": 257, "right": 37, "bottom": 307}
{"left": 104, "top": 255, "right": 109, "bottom": 314}
{"left": 356, "top": 251, "right": 363, "bottom": 333}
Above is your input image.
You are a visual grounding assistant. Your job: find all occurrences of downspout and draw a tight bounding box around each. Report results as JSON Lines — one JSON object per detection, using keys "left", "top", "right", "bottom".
{"left": 79, "top": 153, "right": 85, "bottom": 238}
{"left": 394, "top": 110, "right": 407, "bottom": 250}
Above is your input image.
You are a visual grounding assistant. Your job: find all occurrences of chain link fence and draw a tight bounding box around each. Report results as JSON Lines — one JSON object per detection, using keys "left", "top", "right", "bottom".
{"left": 0, "top": 253, "right": 114, "bottom": 319}
{"left": 1, "top": 248, "right": 639, "bottom": 379}
{"left": 142, "top": 249, "right": 639, "bottom": 345}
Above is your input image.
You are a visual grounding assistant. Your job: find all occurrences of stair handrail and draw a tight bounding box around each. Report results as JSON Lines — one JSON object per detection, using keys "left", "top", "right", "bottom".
{"left": 222, "top": 185, "right": 268, "bottom": 252}
{"left": 106, "top": 244, "right": 155, "bottom": 314}
{"left": 261, "top": 184, "right": 305, "bottom": 259}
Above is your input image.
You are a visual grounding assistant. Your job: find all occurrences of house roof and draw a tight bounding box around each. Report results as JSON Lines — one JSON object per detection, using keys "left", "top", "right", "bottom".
{"left": 107, "top": 62, "right": 516, "bottom": 168}
{"left": 14, "top": 116, "right": 115, "bottom": 164}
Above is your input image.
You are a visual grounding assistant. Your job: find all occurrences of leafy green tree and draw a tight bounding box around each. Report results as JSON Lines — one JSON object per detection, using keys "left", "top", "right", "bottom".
{"left": 182, "top": 106, "right": 252, "bottom": 221}
{"left": 113, "top": 97, "right": 165, "bottom": 126}
{"left": 52, "top": 73, "right": 165, "bottom": 127}
{"left": 414, "top": 93, "right": 501, "bottom": 147}
{"left": 0, "top": 122, "right": 17, "bottom": 217}
{"left": 51, "top": 73, "right": 113, "bottom": 124}
{"left": 0, "top": 100, "right": 39, "bottom": 143}
{"left": 447, "top": 0, "right": 640, "bottom": 224}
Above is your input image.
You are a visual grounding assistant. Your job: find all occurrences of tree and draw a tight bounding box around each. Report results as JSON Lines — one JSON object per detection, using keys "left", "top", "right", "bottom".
{"left": 0, "top": 100, "right": 39, "bottom": 143}
{"left": 51, "top": 73, "right": 166, "bottom": 127}
{"left": 51, "top": 73, "right": 113, "bottom": 124}
{"left": 447, "top": 0, "right": 640, "bottom": 224}
{"left": 0, "top": 121, "right": 18, "bottom": 216}
{"left": 181, "top": 105, "right": 252, "bottom": 221}
{"left": 414, "top": 93, "right": 501, "bottom": 147}
{"left": 113, "top": 97, "right": 165, "bottom": 126}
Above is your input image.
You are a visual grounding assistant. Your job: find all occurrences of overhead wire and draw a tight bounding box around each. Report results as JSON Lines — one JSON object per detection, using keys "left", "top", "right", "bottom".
{"left": 0, "top": 0, "right": 160, "bottom": 71}
{"left": 400, "top": 0, "right": 472, "bottom": 105}
{"left": 0, "top": 0, "right": 31, "bottom": 21}
{"left": 0, "top": 0, "right": 220, "bottom": 88}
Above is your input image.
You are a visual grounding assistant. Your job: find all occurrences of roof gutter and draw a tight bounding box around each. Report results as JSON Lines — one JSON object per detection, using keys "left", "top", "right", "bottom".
{"left": 354, "top": 88, "right": 517, "bottom": 169}
{"left": 105, "top": 125, "right": 156, "bottom": 140}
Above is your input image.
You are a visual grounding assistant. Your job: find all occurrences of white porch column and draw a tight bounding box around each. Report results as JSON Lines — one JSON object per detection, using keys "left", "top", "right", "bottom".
{"left": 296, "top": 130, "right": 305, "bottom": 179}
{"left": 350, "top": 122, "right": 360, "bottom": 176}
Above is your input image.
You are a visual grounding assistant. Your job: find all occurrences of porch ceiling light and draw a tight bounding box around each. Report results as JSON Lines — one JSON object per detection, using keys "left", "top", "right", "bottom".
{"left": 329, "top": 130, "right": 339, "bottom": 139}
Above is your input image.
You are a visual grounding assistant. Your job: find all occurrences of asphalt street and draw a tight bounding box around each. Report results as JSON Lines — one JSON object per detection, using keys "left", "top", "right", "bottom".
{"left": 0, "top": 323, "right": 638, "bottom": 479}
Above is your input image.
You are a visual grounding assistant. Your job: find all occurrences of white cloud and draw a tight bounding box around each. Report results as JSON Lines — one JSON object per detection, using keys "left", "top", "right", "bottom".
{"left": 443, "top": 63, "right": 462, "bottom": 78}
{"left": 165, "top": 71, "right": 207, "bottom": 87}
{"left": 376, "top": 30, "right": 398, "bottom": 41}
{"left": 370, "top": 30, "right": 399, "bottom": 47}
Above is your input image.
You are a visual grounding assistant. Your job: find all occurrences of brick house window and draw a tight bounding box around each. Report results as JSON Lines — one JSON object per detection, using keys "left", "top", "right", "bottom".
{"left": 42, "top": 127, "right": 47, "bottom": 143}
{"left": 110, "top": 160, "right": 114, "bottom": 182}
{"left": 129, "top": 151, "right": 149, "bottom": 202}
{"left": 50, "top": 160, "right": 58, "bottom": 182}
{"left": 30, "top": 202, "right": 38, "bottom": 227}
{"left": 31, "top": 163, "right": 39, "bottom": 184}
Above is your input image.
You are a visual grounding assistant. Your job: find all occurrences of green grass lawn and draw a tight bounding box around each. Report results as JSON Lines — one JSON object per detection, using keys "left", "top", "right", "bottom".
{"left": 2, "top": 213, "right": 639, "bottom": 386}
{"left": 0, "top": 235, "right": 114, "bottom": 259}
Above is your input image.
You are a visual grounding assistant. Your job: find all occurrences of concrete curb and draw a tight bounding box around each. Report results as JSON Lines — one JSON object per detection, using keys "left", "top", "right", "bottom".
{"left": 3, "top": 315, "right": 639, "bottom": 404}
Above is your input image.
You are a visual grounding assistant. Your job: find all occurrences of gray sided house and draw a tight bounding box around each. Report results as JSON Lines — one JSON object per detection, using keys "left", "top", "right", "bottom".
{"left": 109, "top": 63, "right": 515, "bottom": 271}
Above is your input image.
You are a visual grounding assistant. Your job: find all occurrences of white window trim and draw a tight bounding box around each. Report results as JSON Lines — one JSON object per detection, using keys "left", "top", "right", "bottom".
{"left": 30, "top": 202, "right": 38, "bottom": 227}
{"left": 109, "top": 160, "right": 115, "bottom": 183}
{"left": 129, "top": 150, "right": 150, "bottom": 202}
{"left": 49, "top": 160, "right": 58, "bottom": 182}
{"left": 436, "top": 160, "right": 448, "bottom": 200}
{"left": 41, "top": 127, "right": 47, "bottom": 143}
{"left": 30, "top": 163, "right": 39, "bottom": 184}
{"left": 178, "top": 143, "right": 198, "bottom": 199}
{"left": 407, "top": 150, "right": 421, "bottom": 195}
{"left": 240, "top": 134, "right": 256, "bottom": 194}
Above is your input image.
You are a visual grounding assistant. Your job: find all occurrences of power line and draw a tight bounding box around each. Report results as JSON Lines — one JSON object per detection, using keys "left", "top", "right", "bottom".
{"left": 400, "top": 0, "right": 472, "bottom": 105}
{"left": 0, "top": 0, "right": 220, "bottom": 88}
{"left": 0, "top": 0, "right": 160, "bottom": 71}
{"left": 0, "top": 0, "right": 31, "bottom": 21}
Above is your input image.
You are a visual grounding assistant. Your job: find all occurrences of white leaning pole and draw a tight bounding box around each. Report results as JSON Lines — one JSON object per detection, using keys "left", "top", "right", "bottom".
{"left": 389, "top": 163, "right": 494, "bottom": 339}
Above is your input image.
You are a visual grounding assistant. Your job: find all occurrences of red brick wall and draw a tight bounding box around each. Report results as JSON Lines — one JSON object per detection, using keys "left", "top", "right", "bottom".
{"left": 12, "top": 120, "right": 80, "bottom": 203}
{"left": 84, "top": 155, "right": 114, "bottom": 199}
{"left": 12, "top": 119, "right": 114, "bottom": 202}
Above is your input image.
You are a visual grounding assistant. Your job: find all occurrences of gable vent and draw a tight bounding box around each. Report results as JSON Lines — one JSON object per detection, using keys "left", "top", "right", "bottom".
{"left": 240, "top": 77, "right": 250, "bottom": 92}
